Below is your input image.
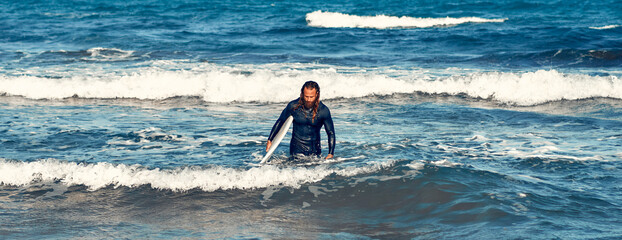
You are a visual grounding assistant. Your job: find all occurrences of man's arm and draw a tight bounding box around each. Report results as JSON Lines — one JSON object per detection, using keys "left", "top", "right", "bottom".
{"left": 266, "top": 103, "right": 291, "bottom": 152}
{"left": 323, "top": 107, "right": 335, "bottom": 159}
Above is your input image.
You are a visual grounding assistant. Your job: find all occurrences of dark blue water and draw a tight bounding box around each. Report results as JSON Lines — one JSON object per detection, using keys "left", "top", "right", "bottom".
{"left": 2, "top": 0, "right": 621, "bottom": 70}
{"left": 1, "top": 0, "right": 621, "bottom": 239}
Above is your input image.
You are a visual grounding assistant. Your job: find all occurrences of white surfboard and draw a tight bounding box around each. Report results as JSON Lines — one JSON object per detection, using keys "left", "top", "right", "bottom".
{"left": 261, "top": 116, "right": 293, "bottom": 164}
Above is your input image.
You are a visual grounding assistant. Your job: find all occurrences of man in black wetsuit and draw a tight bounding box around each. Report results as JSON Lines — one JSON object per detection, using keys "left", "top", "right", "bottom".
{"left": 266, "top": 81, "right": 335, "bottom": 160}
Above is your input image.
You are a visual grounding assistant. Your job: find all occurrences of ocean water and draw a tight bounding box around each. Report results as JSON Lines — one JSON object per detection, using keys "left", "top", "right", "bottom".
{"left": 1, "top": 0, "right": 621, "bottom": 239}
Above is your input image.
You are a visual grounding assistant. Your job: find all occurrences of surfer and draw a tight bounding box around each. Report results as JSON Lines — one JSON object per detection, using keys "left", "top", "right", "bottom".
{"left": 266, "top": 81, "right": 335, "bottom": 160}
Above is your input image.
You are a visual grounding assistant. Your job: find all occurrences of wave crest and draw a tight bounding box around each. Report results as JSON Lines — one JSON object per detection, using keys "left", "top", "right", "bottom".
{"left": 589, "top": 25, "right": 620, "bottom": 30}
{"left": 0, "top": 62, "right": 620, "bottom": 106}
{"left": 305, "top": 10, "right": 507, "bottom": 29}
{"left": 0, "top": 159, "right": 393, "bottom": 192}
{"left": 0, "top": 62, "right": 418, "bottom": 102}
{"left": 85, "top": 47, "right": 136, "bottom": 61}
{"left": 411, "top": 70, "right": 622, "bottom": 106}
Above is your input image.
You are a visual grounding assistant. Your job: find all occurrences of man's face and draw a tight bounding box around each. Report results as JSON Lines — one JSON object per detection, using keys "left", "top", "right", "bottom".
{"left": 303, "top": 87, "right": 317, "bottom": 107}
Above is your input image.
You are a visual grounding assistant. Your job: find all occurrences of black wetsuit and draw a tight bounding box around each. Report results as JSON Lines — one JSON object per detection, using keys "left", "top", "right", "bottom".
{"left": 268, "top": 99, "right": 335, "bottom": 158}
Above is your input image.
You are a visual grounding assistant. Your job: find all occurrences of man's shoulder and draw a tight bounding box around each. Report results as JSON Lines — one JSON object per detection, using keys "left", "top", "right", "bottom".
{"left": 287, "top": 99, "right": 299, "bottom": 107}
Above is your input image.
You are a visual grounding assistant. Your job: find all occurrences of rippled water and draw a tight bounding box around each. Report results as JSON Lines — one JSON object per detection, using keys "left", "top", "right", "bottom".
{"left": 1, "top": 0, "right": 621, "bottom": 238}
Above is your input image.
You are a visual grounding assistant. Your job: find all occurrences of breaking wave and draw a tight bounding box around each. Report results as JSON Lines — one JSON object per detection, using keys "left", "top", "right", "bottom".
{"left": 0, "top": 62, "right": 620, "bottom": 106}
{"left": 410, "top": 69, "right": 622, "bottom": 106}
{"left": 589, "top": 25, "right": 621, "bottom": 30}
{"left": 0, "top": 159, "right": 395, "bottom": 192}
{"left": 305, "top": 10, "right": 507, "bottom": 29}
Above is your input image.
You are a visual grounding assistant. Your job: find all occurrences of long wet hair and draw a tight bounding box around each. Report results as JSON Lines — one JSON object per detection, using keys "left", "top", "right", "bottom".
{"left": 294, "top": 81, "right": 320, "bottom": 122}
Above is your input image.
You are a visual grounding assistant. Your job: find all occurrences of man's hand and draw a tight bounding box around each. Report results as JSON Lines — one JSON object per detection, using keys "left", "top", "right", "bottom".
{"left": 325, "top": 154, "right": 333, "bottom": 160}
{"left": 266, "top": 140, "right": 272, "bottom": 152}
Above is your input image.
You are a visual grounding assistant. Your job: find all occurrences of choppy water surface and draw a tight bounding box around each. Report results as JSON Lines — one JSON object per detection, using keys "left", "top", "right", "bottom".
{"left": 1, "top": 0, "right": 621, "bottom": 239}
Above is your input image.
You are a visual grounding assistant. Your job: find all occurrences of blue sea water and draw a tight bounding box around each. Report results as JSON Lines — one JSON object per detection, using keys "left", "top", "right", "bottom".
{"left": 1, "top": 0, "right": 621, "bottom": 239}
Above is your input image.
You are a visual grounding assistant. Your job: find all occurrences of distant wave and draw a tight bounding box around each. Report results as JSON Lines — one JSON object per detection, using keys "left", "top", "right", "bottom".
{"left": 46, "top": 47, "right": 138, "bottom": 62}
{"left": 0, "top": 62, "right": 620, "bottom": 106}
{"left": 305, "top": 10, "right": 507, "bottom": 29}
{"left": 0, "top": 159, "right": 394, "bottom": 192}
{"left": 589, "top": 25, "right": 620, "bottom": 30}
{"left": 85, "top": 47, "right": 136, "bottom": 61}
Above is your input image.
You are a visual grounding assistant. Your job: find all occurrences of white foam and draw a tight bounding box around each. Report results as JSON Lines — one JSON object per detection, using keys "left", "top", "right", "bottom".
{"left": 533, "top": 145, "right": 559, "bottom": 153}
{"left": 287, "top": 155, "right": 367, "bottom": 166}
{"left": 0, "top": 62, "right": 417, "bottom": 102}
{"left": 0, "top": 159, "right": 394, "bottom": 192}
{"left": 466, "top": 135, "right": 489, "bottom": 141}
{"left": 84, "top": 47, "right": 136, "bottom": 61}
{"left": 199, "top": 135, "right": 264, "bottom": 147}
{"left": 306, "top": 10, "right": 507, "bottom": 29}
{"left": 589, "top": 25, "right": 620, "bottom": 30}
{"left": 499, "top": 148, "right": 605, "bottom": 162}
{"left": 430, "top": 159, "right": 462, "bottom": 167}
{"left": 410, "top": 69, "right": 622, "bottom": 106}
{"left": 1, "top": 62, "right": 620, "bottom": 106}
{"left": 0, "top": 68, "right": 205, "bottom": 100}
{"left": 406, "top": 161, "right": 425, "bottom": 170}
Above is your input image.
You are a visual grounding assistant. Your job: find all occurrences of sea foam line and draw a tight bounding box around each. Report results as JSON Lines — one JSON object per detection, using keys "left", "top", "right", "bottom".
{"left": 85, "top": 47, "right": 136, "bottom": 61}
{"left": 410, "top": 70, "right": 622, "bottom": 106}
{"left": 0, "top": 159, "right": 393, "bottom": 192}
{"left": 305, "top": 10, "right": 507, "bottom": 29}
{"left": 0, "top": 62, "right": 418, "bottom": 102}
{"left": 0, "top": 62, "right": 620, "bottom": 106}
{"left": 589, "top": 25, "right": 620, "bottom": 30}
